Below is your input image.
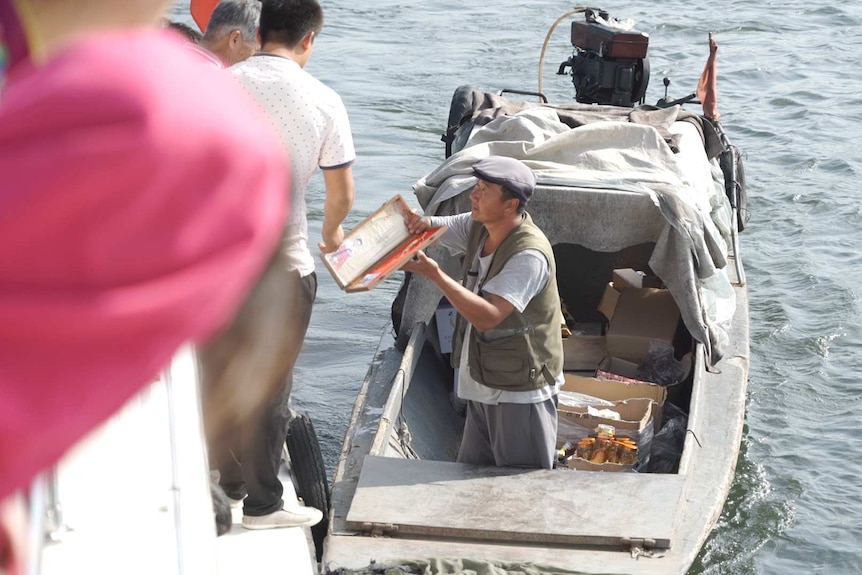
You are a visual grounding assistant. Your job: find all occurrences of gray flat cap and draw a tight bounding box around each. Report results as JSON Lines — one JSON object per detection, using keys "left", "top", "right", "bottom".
{"left": 472, "top": 156, "right": 536, "bottom": 204}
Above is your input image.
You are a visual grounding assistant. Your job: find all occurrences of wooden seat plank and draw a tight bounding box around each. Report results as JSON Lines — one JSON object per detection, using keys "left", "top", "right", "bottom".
{"left": 345, "top": 456, "right": 684, "bottom": 548}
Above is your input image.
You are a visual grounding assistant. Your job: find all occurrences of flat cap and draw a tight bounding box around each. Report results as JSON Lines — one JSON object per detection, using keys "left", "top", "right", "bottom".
{"left": 472, "top": 156, "right": 536, "bottom": 205}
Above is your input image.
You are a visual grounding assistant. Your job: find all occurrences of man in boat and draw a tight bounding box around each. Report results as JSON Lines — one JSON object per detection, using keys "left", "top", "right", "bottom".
{"left": 403, "top": 156, "right": 563, "bottom": 470}
{"left": 186, "top": 0, "right": 260, "bottom": 67}
{"left": 206, "top": 0, "right": 356, "bottom": 530}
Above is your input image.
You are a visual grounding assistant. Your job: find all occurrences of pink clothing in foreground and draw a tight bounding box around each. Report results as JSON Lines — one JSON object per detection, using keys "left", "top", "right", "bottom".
{"left": 0, "top": 29, "right": 287, "bottom": 500}
{"left": 184, "top": 41, "right": 224, "bottom": 68}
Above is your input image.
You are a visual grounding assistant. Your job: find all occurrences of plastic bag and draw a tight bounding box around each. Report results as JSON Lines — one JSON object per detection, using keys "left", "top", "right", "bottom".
{"left": 635, "top": 341, "right": 690, "bottom": 386}
{"left": 646, "top": 415, "right": 688, "bottom": 473}
{"left": 586, "top": 406, "right": 621, "bottom": 420}
{"left": 660, "top": 399, "right": 687, "bottom": 429}
{"left": 557, "top": 390, "right": 615, "bottom": 410}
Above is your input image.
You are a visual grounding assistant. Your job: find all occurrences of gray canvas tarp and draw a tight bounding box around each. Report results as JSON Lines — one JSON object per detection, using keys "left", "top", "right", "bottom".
{"left": 398, "top": 106, "right": 735, "bottom": 365}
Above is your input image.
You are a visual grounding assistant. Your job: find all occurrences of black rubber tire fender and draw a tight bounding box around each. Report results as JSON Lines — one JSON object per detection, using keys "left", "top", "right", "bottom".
{"left": 285, "top": 408, "right": 330, "bottom": 562}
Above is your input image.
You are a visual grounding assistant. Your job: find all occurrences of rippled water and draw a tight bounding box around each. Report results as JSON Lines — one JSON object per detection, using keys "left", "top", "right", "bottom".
{"left": 172, "top": 2, "right": 862, "bottom": 572}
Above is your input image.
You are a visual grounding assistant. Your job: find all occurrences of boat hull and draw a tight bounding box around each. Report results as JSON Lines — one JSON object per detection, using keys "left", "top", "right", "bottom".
{"left": 325, "top": 278, "right": 748, "bottom": 574}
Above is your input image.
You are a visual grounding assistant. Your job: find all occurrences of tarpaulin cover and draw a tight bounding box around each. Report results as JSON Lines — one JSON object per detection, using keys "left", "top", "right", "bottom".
{"left": 400, "top": 98, "right": 735, "bottom": 364}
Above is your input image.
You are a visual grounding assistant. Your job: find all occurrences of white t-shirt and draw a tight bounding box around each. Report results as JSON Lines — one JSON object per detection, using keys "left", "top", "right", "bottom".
{"left": 231, "top": 53, "right": 356, "bottom": 275}
{"left": 430, "top": 214, "right": 564, "bottom": 405}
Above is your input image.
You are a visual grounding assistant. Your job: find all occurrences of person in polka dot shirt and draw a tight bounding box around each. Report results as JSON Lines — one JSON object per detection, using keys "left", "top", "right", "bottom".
{"left": 220, "top": 0, "right": 357, "bottom": 530}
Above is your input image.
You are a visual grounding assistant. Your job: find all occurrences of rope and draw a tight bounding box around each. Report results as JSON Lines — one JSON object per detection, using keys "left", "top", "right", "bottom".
{"left": 395, "top": 368, "right": 421, "bottom": 459}
{"left": 686, "top": 429, "right": 703, "bottom": 448}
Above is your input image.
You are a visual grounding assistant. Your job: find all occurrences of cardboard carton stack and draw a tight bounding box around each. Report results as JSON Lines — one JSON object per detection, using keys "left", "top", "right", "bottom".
{"left": 557, "top": 374, "right": 666, "bottom": 471}
{"left": 557, "top": 269, "right": 683, "bottom": 472}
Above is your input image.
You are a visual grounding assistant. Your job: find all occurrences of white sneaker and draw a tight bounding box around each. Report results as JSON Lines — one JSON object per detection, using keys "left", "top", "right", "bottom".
{"left": 227, "top": 496, "right": 244, "bottom": 509}
{"left": 241, "top": 506, "right": 323, "bottom": 530}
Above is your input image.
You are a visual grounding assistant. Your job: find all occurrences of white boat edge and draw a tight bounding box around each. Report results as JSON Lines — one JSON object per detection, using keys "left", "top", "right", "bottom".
{"left": 33, "top": 345, "right": 318, "bottom": 575}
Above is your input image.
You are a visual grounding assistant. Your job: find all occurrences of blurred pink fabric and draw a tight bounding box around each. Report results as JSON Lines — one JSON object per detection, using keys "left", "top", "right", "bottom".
{"left": 0, "top": 29, "right": 287, "bottom": 502}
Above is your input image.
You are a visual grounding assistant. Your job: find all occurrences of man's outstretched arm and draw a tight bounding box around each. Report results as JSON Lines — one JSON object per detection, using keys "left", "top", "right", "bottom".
{"left": 319, "top": 164, "right": 355, "bottom": 253}
{"left": 401, "top": 250, "right": 515, "bottom": 332}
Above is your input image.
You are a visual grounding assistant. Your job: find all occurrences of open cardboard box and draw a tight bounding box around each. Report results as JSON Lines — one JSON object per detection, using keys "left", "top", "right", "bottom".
{"left": 597, "top": 281, "right": 681, "bottom": 364}
{"left": 612, "top": 268, "right": 664, "bottom": 290}
{"left": 564, "top": 372, "right": 666, "bottom": 433}
{"left": 557, "top": 396, "right": 654, "bottom": 471}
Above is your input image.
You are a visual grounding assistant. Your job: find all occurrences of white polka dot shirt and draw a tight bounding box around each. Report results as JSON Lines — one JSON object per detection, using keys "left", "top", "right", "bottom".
{"left": 231, "top": 54, "right": 356, "bottom": 275}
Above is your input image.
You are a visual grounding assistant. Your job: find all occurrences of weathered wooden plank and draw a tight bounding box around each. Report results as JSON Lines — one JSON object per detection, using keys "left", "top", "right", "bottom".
{"left": 346, "top": 456, "right": 683, "bottom": 548}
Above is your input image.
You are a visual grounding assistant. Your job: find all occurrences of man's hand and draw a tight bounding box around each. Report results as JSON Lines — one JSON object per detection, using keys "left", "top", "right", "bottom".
{"left": 404, "top": 209, "right": 431, "bottom": 235}
{"left": 399, "top": 249, "right": 439, "bottom": 276}
{"left": 320, "top": 165, "right": 354, "bottom": 253}
{"left": 319, "top": 224, "right": 345, "bottom": 253}
{"left": 402, "top": 249, "right": 515, "bottom": 332}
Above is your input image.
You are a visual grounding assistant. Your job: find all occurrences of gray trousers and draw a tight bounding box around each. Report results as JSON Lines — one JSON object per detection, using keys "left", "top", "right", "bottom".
{"left": 205, "top": 270, "right": 317, "bottom": 516}
{"left": 457, "top": 397, "right": 558, "bottom": 469}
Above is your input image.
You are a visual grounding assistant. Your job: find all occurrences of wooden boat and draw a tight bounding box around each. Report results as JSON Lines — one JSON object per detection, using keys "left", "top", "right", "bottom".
{"left": 324, "top": 8, "right": 749, "bottom": 575}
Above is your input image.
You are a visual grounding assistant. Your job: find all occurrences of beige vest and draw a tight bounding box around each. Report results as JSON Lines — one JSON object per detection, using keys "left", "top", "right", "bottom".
{"left": 451, "top": 213, "right": 563, "bottom": 392}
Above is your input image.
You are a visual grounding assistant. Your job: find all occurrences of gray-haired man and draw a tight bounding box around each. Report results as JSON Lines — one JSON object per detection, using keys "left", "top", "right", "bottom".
{"left": 196, "top": 0, "right": 261, "bottom": 67}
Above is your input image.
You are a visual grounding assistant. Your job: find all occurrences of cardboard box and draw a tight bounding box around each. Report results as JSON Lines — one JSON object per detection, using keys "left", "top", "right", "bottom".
{"left": 566, "top": 456, "right": 634, "bottom": 473}
{"left": 612, "top": 268, "right": 663, "bottom": 290}
{"left": 562, "top": 335, "right": 606, "bottom": 371}
{"left": 562, "top": 373, "right": 666, "bottom": 408}
{"left": 597, "top": 282, "right": 680, "bottom": 363}
{"left": 596, "top": 356, "right": 640, "bottom": 379}
{"left": 434, "top": 299, "right": 457, "bottom": 354}
{"left": 557, "top": 397, "right": 654, "bottom": 469}
{"left": 569, "top": 370, "right": 666, "bottom": 433}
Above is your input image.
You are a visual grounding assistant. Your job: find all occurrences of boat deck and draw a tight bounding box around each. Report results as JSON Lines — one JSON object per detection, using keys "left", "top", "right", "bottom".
{"left": 347, "top": 456, "right": 683, "bottom": 548}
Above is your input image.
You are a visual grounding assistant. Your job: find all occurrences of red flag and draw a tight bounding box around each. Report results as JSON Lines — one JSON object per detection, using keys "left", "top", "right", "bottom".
{"left": 696, "top": 33, "right": 720, "bottom": 121}
{"left": 190, "top": 0, "right": 220, "bottom": 33}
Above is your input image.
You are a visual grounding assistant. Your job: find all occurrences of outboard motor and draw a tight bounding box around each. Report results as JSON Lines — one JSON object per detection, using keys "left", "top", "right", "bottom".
{"left": 558, "top": 9, "right": 650, "bottom": 106}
